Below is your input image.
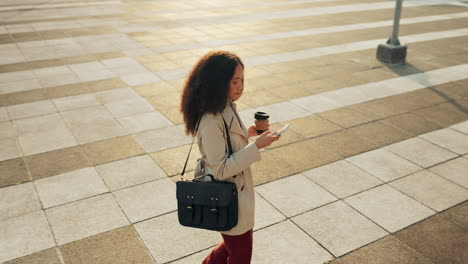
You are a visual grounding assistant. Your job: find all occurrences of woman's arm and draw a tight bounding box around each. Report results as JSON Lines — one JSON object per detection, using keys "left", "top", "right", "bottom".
{"left": 200, "top": 115, "right": 261, "bottom": 181}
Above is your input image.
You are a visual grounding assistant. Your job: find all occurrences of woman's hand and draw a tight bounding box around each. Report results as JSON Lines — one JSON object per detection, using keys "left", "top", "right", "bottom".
{"left": 255, "top": 130, "right": 280, "bottom": 149}
{"left": 248, "top": 125, "right": 258, "bottom": 138}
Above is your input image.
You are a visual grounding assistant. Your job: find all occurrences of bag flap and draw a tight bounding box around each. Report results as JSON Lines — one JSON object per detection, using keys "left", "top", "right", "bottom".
{"left": 176, "top": 179, "right": 236, "bottom": 207}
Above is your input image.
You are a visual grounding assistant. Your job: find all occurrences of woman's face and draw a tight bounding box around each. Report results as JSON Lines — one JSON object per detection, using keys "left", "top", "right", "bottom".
{"left": 228, "top": 63, "right": 244, "bottom": 101}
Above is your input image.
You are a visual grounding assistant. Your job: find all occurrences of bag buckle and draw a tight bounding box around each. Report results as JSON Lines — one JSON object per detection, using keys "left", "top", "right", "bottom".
{"left": 186, "top": 195, "right": 194, "bottom": 209}
{"left": 210, "top": 197, "right": 218, "bottom": 215}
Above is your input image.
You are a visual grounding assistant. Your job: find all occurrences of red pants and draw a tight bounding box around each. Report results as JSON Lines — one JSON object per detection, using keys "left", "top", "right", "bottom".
{"left": 202, "top": 229, "right": 253, "bottom": 264}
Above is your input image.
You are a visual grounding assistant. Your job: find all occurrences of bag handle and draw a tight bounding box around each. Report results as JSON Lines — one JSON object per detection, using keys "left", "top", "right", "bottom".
{"left": 180, "top": 115, "right": 233, "bottom": 180}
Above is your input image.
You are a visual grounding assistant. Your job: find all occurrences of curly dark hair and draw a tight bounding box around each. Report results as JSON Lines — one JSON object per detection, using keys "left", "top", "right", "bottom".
{"left": 180, "top": 50, "right": 244, "bottom": 136}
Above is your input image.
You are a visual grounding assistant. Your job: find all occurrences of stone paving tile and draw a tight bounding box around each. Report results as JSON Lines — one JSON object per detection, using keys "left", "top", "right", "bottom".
{"left": 255, "top": 101, "right": 312, "bottom": 123}
{"left": 113, "top": 178, "right": 176, "bottom": 223}
{"left": 134, "top": 212, "right": 219, "bottom": 264}
{"left": 347, "top": 121, "right": 413, "bottom": 147}
{"left": 96, "top": 155, "right": 166, "bottom": 191}
{"left": 35, "top": 167, "right": 108, "bottom": 209}
{"left": 412, "top": 102, "right": 468, "bottom": 127}
{"left": 104, "top": 97, "right": 155, "bottom": 118}
{"left": 61, "top": 105, "right": 126, "bottom": 144}
{"left": 252, "top": 220, "right": 333, "bottom": 264}
{"left": 385, "top": 137, "right": 458, "bottom": 168}
{"left": 0, "top": 158, "right": 30, "bottom": 188}
{"left": 52, "top": 93, "right": 100, "bottom": 112}
{"left": 450, "top": 120, "right": 468, "bottom": 134}
{"left": 419, "top": 128, "right": 468, "bottom": 155}
{"left": 0, "top": 137, "right": 21, "bottom": 161}
{"left": 381, "top": 112, "right": 443, "bottom": 136}
{"left": 317, "top": 107, "right": 375, "bottom": 128}
{"left": 442, "top": 201, "right": 468, "bottom": 229}
{"left": 254, "top": 192, "right": 286, "bottom": 231}
{"left": 0, "top": 182, "right": 41, "bottom": 221}
{"left": 45, "top": 194, "right": 129, "bottom": 246}
{"left": 346, "top": 148, "right": 423, "bottom": 182}
{"left": 13, "top": 113, "right": 78, "bottom": 156}
{"left": 1, "top": 89, "right": 48, "bottom": 107}
{"left": 7, "top": 100, "right": 56, "bottom": 120}
{"left": 4, "top": 248, "right": 62, "bottom": 264}
{"left": 256, "top": 174, "right": 337, "bottom": 217}
{"left": 303, "top": 160, "right": 382, "bottom": 198}
{"left": 0, "top": 121, "right": 16, "bottom": 139}
{"left": 330, "top": 236, "right": 435, "bottom": 264}
{"left": 293, "top": 201, "right": 388, "bottom": 257}
{"left": 345, "top": 185, "right": 435, "bottom": 233}
{"left": 147, "top": 92, "right": 183, "bottom": 124}
{"left": 149, "top": 143, "right": 201, "bottom": 177}
{"left": 265, "top": 122, "right": 306, "bottom": 149}
{"left": 117, "top": 111, "right": 173, "bottom": 134}
{"left": 132, "top": 126, "right": 191, "bottom": 153}
{"left": 269, "top": 138, "right": 342, "bottom": 175}
{"left": 0, "top": 107, "right": 8, "bottom": 121}
{"left": 0, "top": 211, "right": 55, "bottom": 263}
{"left": 285, "top": 114, "right": 342, "bottom": 138}
{"left": 429, "top": 157, "right": 468, "bottom": 189}
{"left": 349, "top": 99, "right": 407, "bottom": 120}
{"left": 389, "top": 170, "right": 468, "bottom": 212}
{"left": 395, "top": 214, "right": 468, "bottom": 264}
{"left": 24, "top": 146, "right": 90, "bottom": 180}
{"left": 313, "top": 129, "right": 377, "bottom": 158}
{"left": 81, "top": 136, "right": 145, "bottom": 166}
{"left": 60, "top": 226, "right": 155, "bottom": 264}
{"left": 250, "top": 148, "right": 297, "bottom": 186}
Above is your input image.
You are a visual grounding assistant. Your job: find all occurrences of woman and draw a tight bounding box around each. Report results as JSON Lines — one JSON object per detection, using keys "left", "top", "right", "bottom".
{"left": 180, "top": 51, "right": 280, "bottom": 264}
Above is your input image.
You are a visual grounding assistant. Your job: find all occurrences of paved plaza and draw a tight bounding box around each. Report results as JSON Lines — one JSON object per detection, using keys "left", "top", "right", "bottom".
{"left": 1, "top": 0, "right": 468, "bottom": 263}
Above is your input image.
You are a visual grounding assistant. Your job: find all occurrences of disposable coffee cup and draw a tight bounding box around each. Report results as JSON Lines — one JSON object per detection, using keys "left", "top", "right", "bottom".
{"left": 254, "top": 111, "right": 269, "bottom": 135}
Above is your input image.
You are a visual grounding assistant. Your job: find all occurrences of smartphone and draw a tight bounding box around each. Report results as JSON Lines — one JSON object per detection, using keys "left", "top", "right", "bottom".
{"left": 275, "top": 124, "right": 290, "bottom": 136}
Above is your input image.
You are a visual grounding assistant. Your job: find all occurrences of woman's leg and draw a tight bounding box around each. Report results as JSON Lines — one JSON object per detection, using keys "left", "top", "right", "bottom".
{"left": 222, "top": 229, "right": 253, "bottom": 264}
{"left": 202, "top": 240, "right": 228, "bottom": 264}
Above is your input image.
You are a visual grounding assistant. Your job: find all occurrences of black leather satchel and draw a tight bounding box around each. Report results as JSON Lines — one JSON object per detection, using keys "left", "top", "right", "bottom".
{"left": 176, "top": 116, "right": 238, "bottom": 231}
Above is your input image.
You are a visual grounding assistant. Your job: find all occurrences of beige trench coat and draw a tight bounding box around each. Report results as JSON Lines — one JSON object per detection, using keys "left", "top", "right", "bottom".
{"left": 196, "top": 101, "right": 261, "bottom": 236}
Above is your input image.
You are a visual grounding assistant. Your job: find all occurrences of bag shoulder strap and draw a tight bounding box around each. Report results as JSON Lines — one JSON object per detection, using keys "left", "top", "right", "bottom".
{"left": 180, "top": 114, "right": 233, "bottom": 179}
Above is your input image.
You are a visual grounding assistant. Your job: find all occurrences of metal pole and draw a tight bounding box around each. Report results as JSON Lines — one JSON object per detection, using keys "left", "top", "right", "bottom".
{"left": 389, "top": 0, "right": 403, "bottom": 45}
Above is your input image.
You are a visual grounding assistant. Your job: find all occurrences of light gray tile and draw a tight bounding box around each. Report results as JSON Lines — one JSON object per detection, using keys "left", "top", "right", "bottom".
{"left": 134, "top": 212, "right": 219, "bottom": 264}
{"left": 255, "top": 101, "right": 311, "bottom": 123}
{"left": 450, "top": 120, "right": 468, "bottom": 134}
{"left": 113, "top": 178, "right": 176, "bottom": 223}
{"left": 45, "top": 193, "right": 129, "bottom": 245}
{"left": 7, "top": 100, "right": 56, "bottom": 120}
{"left": 0, "top": 70, "right": 35, "bottom": 83}
{"left": 0, "top": 182, "right": 41, "bottom": 221}
{"left": 255, "top": 174, "right": 337, "bottom": 217}
{"left": 74, "top": 69, "right": 115, "bottom": 82}
{"left": 346, "top": 148, "right": 423, "bottom": 182}
{"left": 0, "top": 137, "right": 21, "bottom": 161}
{"left": 35, "top": 167, "right": 108, "bottom": 208}
{"left": 170, "top": 247, "right": 213, "bottom": 264}
{"left": 61, "top": 106, "right": 126, "bottom": 144}
{"left": 390, "top": 170, "right": 468, "bottom": 212}
{"left": 419, "top": 128, "right": 468, "bottom": 155}
{"left": 121, "top": 72, "right": 160, "bottom": 86}
{"left": 13, "top": 113, "right": 77, "bottom": 155}
{"left": 118, "top": 111, "right": 173, "bottom": 133}
{"left": 290, "top": 94, "right": 342, "bottom": 114}
{"left": 37, "top": 73, "right": 80, "bottom": 88}
{"left": 132, "top": 126, "right": 191, "bottom": 152}
{"left": 385, "top": 137, "right": 458, "bottom": 168}
{"left": 53, "top": 93, "right": 100, "bottom": 111}
{"left": 303, "top": 160, "right": 382, "bottom": 198}
{"left": 321, "top": 87, "right": 373, "bottom": 107}
{"left": 101, "top": 57, "right": 141, "bottom": 68}
{"left": 345, "top": 185, "right": 435, "bottom": 233}
{"left": 0, "top": 121, "right": 15, "bottom": 139}
{"left": 252, "top": 220, "right": 332, "bottom": 264}
{"left": 429, "top": 157, "right": 468, "bottom": 188}
{"left": 0, "top": 107, "right": 9, "bottom": 122}
{"left": 33, "top": 66, "right": 72, "bottom": 77}
{"left": 254, "top": 192, "right": 286, "bottom": 231}
{"left": 0, "top": 211, "right": 55, "bottom": 263}
{"left": 95, "top": 87, "right": 139, "bottom": 104}
{"left": 104, "top": 97, "right": 154, "bottom": 118}
{"left": 96, "top": 155, "right": 166, "bottom": 191}
{"left": 292, "top": 201, "right": 388, "bottom": 257}
{"left": 0, "top": 79, "right": 42, "bottom": 94}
